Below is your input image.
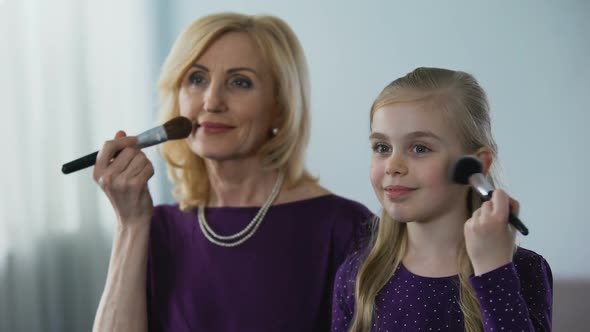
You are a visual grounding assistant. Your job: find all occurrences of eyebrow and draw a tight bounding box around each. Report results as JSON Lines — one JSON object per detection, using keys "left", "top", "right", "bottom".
{"left": 369, "top": 130, "right": 443, "bottom": 142}
{"left": 192, "top": 64, "right": 258, "bottom": 76}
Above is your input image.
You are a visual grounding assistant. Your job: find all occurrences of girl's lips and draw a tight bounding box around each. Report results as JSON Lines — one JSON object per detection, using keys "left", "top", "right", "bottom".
{"left": 384, "top": 186, "right": 416, "bottom": 199}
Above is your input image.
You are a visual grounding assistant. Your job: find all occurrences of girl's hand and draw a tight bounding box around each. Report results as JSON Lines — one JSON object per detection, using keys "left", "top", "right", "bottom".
{"left": 464, "top": 189, "right": 519, "bottom": 276}
{"left": 93, "top": 130, "right": 154, "bottom": 225}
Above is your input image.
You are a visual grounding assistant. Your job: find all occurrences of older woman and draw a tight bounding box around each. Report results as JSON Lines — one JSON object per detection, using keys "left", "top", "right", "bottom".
{"left": 92, "top": 13, "right": 372, "bottom": 332}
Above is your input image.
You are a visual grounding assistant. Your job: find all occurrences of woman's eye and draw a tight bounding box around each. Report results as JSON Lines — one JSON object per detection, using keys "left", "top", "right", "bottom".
{"left": 230, "top": 77, "right": 253, "bottom": 89}
{"left": 188, "top": 72, "right": 206, "bottom": 86}
{"left": 412, "top": 144, "right": 431, "bottom": 154}
{"left": 372, "top": 143, "right": 391, "bottom": 154}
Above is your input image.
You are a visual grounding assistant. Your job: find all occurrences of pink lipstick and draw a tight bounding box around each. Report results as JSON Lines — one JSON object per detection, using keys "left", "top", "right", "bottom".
{"left": 384, "top": 185, "right": 416, "bottom": 200}
{"left": 198, "top": 122, "right": 234, "bottom": 134}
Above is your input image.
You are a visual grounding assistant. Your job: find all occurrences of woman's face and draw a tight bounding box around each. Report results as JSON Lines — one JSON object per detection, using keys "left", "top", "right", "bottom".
{"left": 179, "top": 32, "right": 278, "bottom": 161}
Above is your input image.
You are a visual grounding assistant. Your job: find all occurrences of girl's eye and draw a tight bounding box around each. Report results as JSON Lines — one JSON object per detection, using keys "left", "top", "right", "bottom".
{"left": 230, "top": 77, "right": 253, "bottom": 89}
{"left": 372, "top": 143, "right": 391, "bottom": 154}
{"left": 412, "top": 144, "right": 431, "bottom": 154}
{"left": 188, "top": 72, "right": 207, "bottom": 86}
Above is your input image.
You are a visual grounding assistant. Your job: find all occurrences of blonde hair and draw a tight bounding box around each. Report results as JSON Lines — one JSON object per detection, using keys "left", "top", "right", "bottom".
{"left": 157, "top": 13, "right": 315, "bottom": 210}
{"left": 351, "top": 67, "right": 504, "bottom": 332}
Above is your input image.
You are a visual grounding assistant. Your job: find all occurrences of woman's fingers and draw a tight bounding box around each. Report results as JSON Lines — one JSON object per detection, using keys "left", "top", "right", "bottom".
{"left": 120, "top": 152, "right": 150, "bottom": 179}
{"left": 115, "top": 130, "right": 126, "bottom": 139}
{"left": 93, "top": 131, "right": 138, "bottom": 184}
{"left": 135, "top": 161, "right": 155, "bottom": 187}
{"left": 95, "top": 134, "right": 138, "bottom": 170}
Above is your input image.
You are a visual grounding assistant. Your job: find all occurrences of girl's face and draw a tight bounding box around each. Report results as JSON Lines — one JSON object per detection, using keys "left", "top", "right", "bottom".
{"left": 179, "top": 32, "right": 278, "bottom": 161}
{"left": 369, "top": 101, "right": 469, "bottom": 224}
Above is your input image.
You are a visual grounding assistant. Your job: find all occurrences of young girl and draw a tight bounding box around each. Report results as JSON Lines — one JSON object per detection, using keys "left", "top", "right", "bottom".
{"left": 331, "top": 67, "right": 552, "bottom": 331}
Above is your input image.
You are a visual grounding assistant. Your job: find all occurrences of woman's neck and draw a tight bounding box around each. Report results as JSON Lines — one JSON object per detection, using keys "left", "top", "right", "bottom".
{"left": 205, "top": 157, "right": 280, "bottom": 207}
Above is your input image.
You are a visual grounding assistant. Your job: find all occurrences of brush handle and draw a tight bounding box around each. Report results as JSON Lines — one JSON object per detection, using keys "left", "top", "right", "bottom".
{"left": 508, "top": 212, "right": 529, "bottom": 236}
{"left": 61, "top": 125, "right": 168, "bottom": 175}
{"left": 61, "top": 150, "right": 124, "bottom": 174}
{"left": 484, "top": 191, "right": 529, "bottom": 236}
{"left": 61, "top": 151, "right": 99, "bottom": 174}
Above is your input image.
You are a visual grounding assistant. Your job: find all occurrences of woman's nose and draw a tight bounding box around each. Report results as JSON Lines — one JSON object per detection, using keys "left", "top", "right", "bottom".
{"left": 203, "top": 82, "right": 227, "bottom": 113}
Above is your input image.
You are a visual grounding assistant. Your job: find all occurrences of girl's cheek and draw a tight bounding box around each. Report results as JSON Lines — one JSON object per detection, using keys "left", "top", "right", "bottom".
{"left": 369, "top": 162, "right": 385, "bottom": 190}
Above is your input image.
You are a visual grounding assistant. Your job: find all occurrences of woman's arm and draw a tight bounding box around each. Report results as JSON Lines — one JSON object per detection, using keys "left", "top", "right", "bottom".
{"left": 93, "top": 220, "right": 150, "bottom": 332}
{"left": 91, "top": 130, "right": 155, "bottom": 332}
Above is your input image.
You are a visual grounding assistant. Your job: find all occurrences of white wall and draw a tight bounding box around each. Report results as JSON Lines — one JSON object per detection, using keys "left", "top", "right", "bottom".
{"left": 161, "top": 0, "right": 589, "bottom": 281}
{"left": 157, "top": 3, "right": 590, "bottom": 327}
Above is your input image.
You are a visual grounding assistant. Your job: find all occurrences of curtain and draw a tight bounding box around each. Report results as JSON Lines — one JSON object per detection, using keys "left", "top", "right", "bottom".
{"left": 0, "top": 0, "right": 161, "bottom": 330}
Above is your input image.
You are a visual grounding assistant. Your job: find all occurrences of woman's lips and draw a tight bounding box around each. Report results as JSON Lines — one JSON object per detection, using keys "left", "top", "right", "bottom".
{"left": 198, "top": 122, "right": 235, "bottom": 134}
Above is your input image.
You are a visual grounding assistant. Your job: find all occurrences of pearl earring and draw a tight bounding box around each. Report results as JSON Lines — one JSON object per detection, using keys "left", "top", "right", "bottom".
{"left": 271, "top": 128, "right": 279, "bottom": 136}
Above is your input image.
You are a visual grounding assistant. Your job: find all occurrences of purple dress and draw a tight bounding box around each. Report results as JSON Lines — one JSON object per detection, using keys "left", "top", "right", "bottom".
{"left": 331, "top": 247, "right": 553, "bottom": 331}
{"left": 146, "top": 194, "right": 373, "bottom": 332}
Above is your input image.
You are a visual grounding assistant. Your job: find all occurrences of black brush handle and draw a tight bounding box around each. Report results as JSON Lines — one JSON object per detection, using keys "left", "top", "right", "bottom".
{"left": 61, "top": 150, "right": 123, "bottom": 174}
{"left": 508, "top": 212, "right": 529, "bottom": 236}
{"left": 61, "top": 151, "right": 99, "bottom": 174}
{"left": 484, "top": 191, "right": 529, "bottom": 236}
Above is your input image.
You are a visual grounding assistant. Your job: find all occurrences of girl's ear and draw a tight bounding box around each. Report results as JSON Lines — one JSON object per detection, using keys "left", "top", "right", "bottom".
{"left": 475, "top": 146, "right": 494, "bottom": 176}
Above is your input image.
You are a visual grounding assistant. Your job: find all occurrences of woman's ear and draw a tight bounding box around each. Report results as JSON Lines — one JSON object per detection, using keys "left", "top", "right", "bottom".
{"left": 271, "top": 100, "right": 283, "bottom": 129}
{"left": 475, "top": 147, "right": 494, "bottom": 176}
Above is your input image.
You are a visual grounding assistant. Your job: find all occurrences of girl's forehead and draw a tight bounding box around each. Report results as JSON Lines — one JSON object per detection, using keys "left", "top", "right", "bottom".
{"left": 371, "top": 102, "right": 452, "bottom": 136}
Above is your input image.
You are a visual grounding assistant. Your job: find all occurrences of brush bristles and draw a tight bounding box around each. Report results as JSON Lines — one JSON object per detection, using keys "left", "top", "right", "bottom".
{"left": 164, "top": 116, "right": 193, "bottom": 140}
{"left": 451, "top": 156, "right": 483, "bottom": 185}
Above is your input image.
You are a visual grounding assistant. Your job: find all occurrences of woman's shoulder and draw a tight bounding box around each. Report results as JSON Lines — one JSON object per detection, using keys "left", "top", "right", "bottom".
{"left": 153, "top": 203, "right": 192, "bottom": 220}
{"left": 151, "top": 203, "right": 195, "bottom": 234}
{"left": 281, "top": 181, "right": 373, "bottom": 215}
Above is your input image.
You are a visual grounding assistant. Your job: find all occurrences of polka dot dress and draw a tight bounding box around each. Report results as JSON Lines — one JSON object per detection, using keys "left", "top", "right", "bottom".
{"left": 331, "top": 247, "right": 552, "bottom": 331}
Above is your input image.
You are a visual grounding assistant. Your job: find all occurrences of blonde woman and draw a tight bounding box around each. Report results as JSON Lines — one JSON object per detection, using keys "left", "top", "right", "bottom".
{"left": 92, "top": 13, "right": 372, "bottom": 332}
{"left": 331, "top": 67, "right": 552, "bottom": 331}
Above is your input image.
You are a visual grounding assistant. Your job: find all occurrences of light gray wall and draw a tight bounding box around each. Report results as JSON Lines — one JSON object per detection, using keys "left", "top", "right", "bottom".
{"left": 156, "top": 1, "right": 589, "bottom": 328}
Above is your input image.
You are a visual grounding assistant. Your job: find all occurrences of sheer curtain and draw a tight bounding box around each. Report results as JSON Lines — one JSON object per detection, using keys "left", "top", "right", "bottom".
{"left": 0, "top": 0, "right": 160, "bottom": 330}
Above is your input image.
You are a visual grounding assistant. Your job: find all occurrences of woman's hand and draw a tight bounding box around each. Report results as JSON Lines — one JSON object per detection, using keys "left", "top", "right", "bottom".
{"left": 465, "top": 189, "right": 519, "bottom": 276}
{"left": 93, "top": 130, "right": 154, "bottom": 225}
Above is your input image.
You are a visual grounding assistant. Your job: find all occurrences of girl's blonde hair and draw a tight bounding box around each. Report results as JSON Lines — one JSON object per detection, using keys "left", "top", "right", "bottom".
{"left": 351, "top": 67, "right": 504, "bottom": 332}
{"left": 157, "top": 13, "right": 315, "bottom": 210}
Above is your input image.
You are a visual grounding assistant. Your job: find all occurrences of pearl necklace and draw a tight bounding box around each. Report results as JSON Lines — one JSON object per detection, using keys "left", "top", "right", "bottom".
{"left": 197, "top": 172, "right": 285, "bottom": 247}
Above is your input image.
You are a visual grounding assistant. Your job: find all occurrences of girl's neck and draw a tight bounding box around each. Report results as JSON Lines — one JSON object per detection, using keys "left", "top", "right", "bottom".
{"left": 205, "top": 157, "right": 279, "bottom": 207}
{"left": 402, "top": 208, "right": 468, "bottom": 278}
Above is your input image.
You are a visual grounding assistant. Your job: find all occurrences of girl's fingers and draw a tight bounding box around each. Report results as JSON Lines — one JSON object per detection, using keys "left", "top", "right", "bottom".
{"left": 491, "top": 189, "right": 510, "bottom": 222}
{"left": 472, "top": 207, "right": 482, "bottom": 219}
{"left": 508, "top": 196, "right": 520, "bottom": 217}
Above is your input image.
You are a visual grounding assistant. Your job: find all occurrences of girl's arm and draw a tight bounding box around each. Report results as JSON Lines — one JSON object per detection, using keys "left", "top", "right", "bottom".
{"left": 469, "top": 252, "right": 552, "bottom": 331}
{"left": 331, "top": 255, "right": 357, "bottom": 332}
{"left": 465, "top": 190, "right": 552, "bottom": 331}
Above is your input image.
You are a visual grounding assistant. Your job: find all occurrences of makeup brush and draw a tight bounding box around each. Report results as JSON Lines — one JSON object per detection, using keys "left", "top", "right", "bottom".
{"left": 451, "top": 156, "right": 529, "bottom": 235}
{"left": 62, "top": 116, "right": 193, "bottom": 174}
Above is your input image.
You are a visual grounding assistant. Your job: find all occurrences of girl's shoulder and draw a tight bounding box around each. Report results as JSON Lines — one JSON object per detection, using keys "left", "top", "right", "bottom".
{"left": 335, "top": 248, "right": 367, "bottom": 288}
{"left": 513, "top": 246, "right": 553, "bottom": 285}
